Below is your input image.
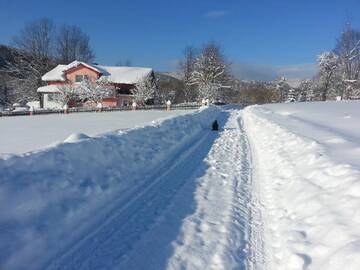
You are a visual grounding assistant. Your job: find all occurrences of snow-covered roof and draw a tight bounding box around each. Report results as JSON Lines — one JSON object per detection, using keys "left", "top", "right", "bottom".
{"left": 67, "top": 61, "right": 102, "bottom": 74}
{"left": 37, "top": 85, "right": 61, "bottom": 93}
{"left": 42, "top": 65, "right": 68, "bottom": 81}
{"left": 41, "top": 60, "right": 153, "bottom": 84}
{"left": 95, "top": 65, "right": 153, "bottom": 84}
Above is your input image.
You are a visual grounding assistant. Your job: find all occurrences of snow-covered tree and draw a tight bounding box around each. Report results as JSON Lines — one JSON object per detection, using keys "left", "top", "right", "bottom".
{"left": 334, "top": 24, "right": 360, "bottom": 81}
{"left": 334, "top": 25, "right": 360, "bottom": 99}
{"left": 132, "top": 77, "right": 156, "bottom": 103}
{"left": 286, "top": 89, "right": 296, "bottom": 102}
{"left": 272, "top": 77, "right": 290, "bottom": 102}
{"left": 197, "top": 83, "right": 220, "bottom": 101}
{"left": 342, "top": 79, "right": 360, "bottom": 100}
{"left": 297, "top": 79, "right": 312, "bottom": 101}
{"left": 317, "top": 52, "right": 339, "bottom": 101}
{"left": 318, "top": 23, "right": 360, "bottom": 100}
{"left": 1, "top": 47, "right": 55, "bottom": 104}
{"left": 80, "top": 78, "right": 113, "bottom": 104}
{"left": 189, "top": 43, "right": 229, "bottom": 101}
{"left": 53, "top": 79, "right": 113, "bottom": 107}
{"left": 52, "top": 84, "right": 80, "bottom": 106}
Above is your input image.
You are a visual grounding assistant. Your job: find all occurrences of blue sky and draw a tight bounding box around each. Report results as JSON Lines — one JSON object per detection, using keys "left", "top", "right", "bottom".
{"left": 1, "top": 0, "right": 360, "bottom": 80}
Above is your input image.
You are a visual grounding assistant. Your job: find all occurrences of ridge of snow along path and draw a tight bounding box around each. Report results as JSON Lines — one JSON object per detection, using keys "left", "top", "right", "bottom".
{"left": 0, "top": 106, "right": 261, "bottom": 270}
{"left": 243, "top": 101, "right": 360, "bottom": 270}
{"left": 118, "top": 109, "right": 263, "bottom": 270}
{"left": 0, "top": 110, "right": 193, "bottom": 155}
{"left": 45, "top": 108, "right": 261, "bottom": 269}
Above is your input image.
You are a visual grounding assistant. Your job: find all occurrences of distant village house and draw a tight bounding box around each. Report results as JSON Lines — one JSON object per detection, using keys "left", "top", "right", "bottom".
{"left": 37, "top": 61, "right": 156, "bottom": 109}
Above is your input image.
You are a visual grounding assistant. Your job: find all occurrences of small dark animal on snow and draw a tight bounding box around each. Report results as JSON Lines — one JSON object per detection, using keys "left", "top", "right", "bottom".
{"left": 212, "top": 120, "right": 219, "bottom": 131}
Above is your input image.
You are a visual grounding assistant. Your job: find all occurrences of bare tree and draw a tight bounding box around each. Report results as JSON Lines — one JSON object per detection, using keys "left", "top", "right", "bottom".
{"left": 0, "top": 79, "right": 7, "bottom": 106}
{"left": 56, "top": 24, "right": 95, "bottom": 64}
{"left": 334, "top": 23, "right": 360, "bottom": 99}
{"left": 1, "top": 48, "right": 55, "bottom": 104}
{"left": 335, "top": 24, "right": 360, "bottom": 80}
{"left": 179, "top": 46, "right": 198, "bottom": 102}
{"left": 8, "top": 18, "right": 57, "bottom": 105}
{"left": 13, "top": 18, "right": 55, "bottom": 59}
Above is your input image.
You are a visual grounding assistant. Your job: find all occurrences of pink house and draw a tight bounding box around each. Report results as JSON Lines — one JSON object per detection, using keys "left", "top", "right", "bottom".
{"left": 37, "top": 61, "right": 155, "bottom": 109}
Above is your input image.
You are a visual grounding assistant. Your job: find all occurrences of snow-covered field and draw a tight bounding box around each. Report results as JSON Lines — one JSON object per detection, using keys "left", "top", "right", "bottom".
{"left": 0, "top": 110, "right": 192, "bottom": 155}
{"left": 244, "top": 101, "right": 360, "bottom": 270}
{"left": 1, "top": 101, "right": 360, "bottom": 270}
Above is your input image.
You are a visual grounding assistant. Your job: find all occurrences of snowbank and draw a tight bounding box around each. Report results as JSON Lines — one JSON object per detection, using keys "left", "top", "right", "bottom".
{"left": 0, "top": 110, "right": 193, "bottom": 155}
{"left": 257, "top": 101, "right": 360, "bottom": 169}
{"left": 0, "top": 106, "right": 219, "bottom": 270}
{"left": 243, "top": 102, "right": 360, "bottom": 270}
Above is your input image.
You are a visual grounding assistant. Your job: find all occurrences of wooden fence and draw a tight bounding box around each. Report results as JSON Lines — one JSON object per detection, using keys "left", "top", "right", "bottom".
{"left": 0, "top": 103, "right": 202, "bottom": 117}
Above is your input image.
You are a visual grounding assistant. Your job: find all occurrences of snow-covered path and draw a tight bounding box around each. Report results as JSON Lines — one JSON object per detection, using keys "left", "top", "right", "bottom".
{"left": 44, "top": 109, "right": 258, "bottom": 270}
{"left": 165, "top": 111, "right": 257, "bottom": 270}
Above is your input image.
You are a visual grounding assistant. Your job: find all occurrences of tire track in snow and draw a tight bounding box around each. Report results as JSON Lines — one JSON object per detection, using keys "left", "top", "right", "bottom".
{"left": 45, "top": 112, "right": 229, "bottom": 270}
{"left": 166, "top": 110, "right": 265, "bottom": 270}
{"left": 45, "top": 108, "right": 265, "bottom": 270}
{"left": 240, "top": 113, "right": 266, "bottom": 270}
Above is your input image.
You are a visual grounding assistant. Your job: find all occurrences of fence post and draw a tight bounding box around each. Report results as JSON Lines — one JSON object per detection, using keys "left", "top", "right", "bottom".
{"left": 166, "top": 100, "right": 171, "bottom": 111}
{"left": 97, "top": 102, "right": 103, "bottom": 112}
{"left": 29, "top": 106, "right": 34, "bottom": 116}
{"left": 63, "top": 104, "right": 69, "bottom": 114}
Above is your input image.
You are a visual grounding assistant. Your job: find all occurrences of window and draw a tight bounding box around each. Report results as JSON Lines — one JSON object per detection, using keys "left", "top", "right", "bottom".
{"left": 47, "top": 93, "right": 60, "bottom": 101}
{"left": 116, "top": 87, "right": 131, "bottom": 95}
{"left": 75, "top": 75, "right": 89, "bottom": 83}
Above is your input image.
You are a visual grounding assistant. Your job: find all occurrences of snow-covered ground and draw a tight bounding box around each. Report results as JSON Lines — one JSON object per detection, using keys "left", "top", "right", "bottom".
{"left": 1, "top": 101, "right": 360, "bottom": 270}
{"left": 0, "top": 106, "right": 227, "bottom": 270}
{"left": 244, "top": 101, "right": 360, "bottom": 270}
{"left": 0, "top": 110, "right": 192, "bottom": 155}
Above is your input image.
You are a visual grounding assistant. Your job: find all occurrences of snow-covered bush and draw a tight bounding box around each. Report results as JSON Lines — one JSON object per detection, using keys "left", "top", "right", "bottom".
{"left": 53, "top": 84, "right": 81, "bottom": 106}
{"left": 132, "top": 77, "right": 156, "bottom": 103}
{"left": 317, "top": 52, "right": 339, "bottom": 101}
{"left": 80, "top": 78, "right": 113, "bottom": 104}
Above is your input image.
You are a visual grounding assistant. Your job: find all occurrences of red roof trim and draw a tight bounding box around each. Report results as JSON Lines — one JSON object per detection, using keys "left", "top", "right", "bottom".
{"left": 64, "top": 63, "right": 102, "bottom": 75}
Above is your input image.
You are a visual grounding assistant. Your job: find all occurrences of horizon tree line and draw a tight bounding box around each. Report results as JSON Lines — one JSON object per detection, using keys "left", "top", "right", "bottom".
{"left": 2, "top": 18, "right": 360, "bottom": 107}
{"left": 271, "top": 22, "right": 360, "bottom": 104}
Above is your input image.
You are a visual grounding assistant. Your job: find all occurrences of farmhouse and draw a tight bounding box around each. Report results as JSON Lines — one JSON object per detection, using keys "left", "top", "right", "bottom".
{"left": 37, "top": 60, "right": 155, "bottom": 109}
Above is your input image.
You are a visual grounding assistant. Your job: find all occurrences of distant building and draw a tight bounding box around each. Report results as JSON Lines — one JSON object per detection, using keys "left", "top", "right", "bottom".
{"left": 37, "top": 61, "right": 155, "bottom": 109}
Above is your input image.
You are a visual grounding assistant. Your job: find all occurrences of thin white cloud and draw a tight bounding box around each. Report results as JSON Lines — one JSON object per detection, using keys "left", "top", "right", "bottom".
{"left": 204, "top": 10, "right": 228, "bottom": 18}
{"left": 276, "top": 63, "right": 317, "bottom": 79}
